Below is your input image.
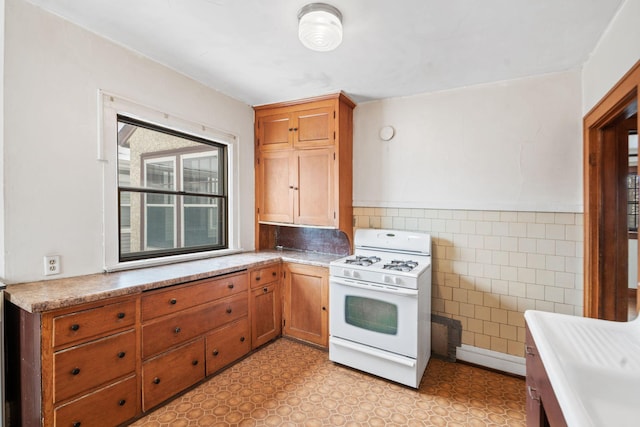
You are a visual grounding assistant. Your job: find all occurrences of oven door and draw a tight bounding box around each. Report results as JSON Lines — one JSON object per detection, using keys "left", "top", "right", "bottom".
{"left": 329, "top": 277, "right": 418, "bottom": 358}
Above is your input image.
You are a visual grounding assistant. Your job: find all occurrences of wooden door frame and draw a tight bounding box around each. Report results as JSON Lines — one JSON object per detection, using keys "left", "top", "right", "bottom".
{"left": 584, "top": 60, "right": 640, "bottom": 320}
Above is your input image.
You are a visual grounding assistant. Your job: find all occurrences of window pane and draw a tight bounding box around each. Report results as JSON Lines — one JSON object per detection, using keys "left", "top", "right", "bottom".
{"left": 146, "top": 203, "right": 175, "bottom": 250}
{"left": 184, "top": 196, "right": 223, "bottom": 247}
{"left": 183, "top": 153, "right": 221, "bottom": 196}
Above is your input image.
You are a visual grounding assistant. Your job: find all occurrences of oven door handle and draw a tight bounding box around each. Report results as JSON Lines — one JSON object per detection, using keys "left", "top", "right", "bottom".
{"left": 330, "top": 277, "right": 418, "bottom": 297}
{"left": 331, "top": 337, "right": 416, "bottom": 367}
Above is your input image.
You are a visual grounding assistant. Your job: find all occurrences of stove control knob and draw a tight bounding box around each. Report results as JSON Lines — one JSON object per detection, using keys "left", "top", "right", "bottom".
{"left": 383, "top": 275, "right": 398, "bottom": 285}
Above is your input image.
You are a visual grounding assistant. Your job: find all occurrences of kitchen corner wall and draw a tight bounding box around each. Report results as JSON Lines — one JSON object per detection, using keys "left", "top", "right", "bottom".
{"left": 353, "top": 208, "right": 583, "bottom": 357}
{"left": 352, "top": 70, "right": 584, "bottom": 359}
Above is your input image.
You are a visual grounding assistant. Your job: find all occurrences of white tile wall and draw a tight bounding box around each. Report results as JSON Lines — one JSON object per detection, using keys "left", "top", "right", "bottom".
{"left": 353, "top": 207, "right": 584, "bottom": 357}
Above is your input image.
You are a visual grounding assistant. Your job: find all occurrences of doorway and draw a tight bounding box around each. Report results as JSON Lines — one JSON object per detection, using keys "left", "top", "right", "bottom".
{"left": 584, "top": 61, "right": 640, "bottom": 321}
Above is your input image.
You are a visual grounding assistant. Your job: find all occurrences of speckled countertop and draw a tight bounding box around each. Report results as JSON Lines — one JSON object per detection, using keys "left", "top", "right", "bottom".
{"left": 4, "top": 250, "right": 342, "bottom": 314}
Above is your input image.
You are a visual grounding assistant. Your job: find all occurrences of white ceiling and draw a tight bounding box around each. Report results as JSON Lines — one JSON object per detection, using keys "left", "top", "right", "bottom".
{"left": 25, "top": 0, "right": 624, "bottom": 106}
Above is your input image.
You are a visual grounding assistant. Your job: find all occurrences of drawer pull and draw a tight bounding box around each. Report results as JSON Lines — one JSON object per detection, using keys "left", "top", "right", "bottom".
{"left": 255, "top": 276, "right": 261, "bottom": 281}
{"left": 117, "top": 312, "right": 126, "bottom": 319}
{"left": 192, "top": 359, "right": 199, "bottom": 366}
{"left": 527, "top": 385, "right": 540, "bottom": 401}
{"left": 174, "top": 327, "right": 182, "bottom": 334}
{"left": 71, "top": 368, "right": 81, "bottom": 376}
{"left": 263, "top": 287, "right": 268, "bottom": 293}
{"left": 117, "top": 351, "right": 126, "bottom": 359}
{"left": 70, "top": 324, "right": 80, "bottom": 331}
{"left": 170, "top": 298, "right": 177, "bottom": 305}
{"left": 226, "top": 307, "right": 232, "bottom": 314}
{"left": 240, "top": 336, "right": 245, "bottom": 342}
{"left": 153, "top": 377, "right": 161, "bottom": 384}
{"left": 228, "top": 283, "right": 234, "bottom": 289}
{"left": 73, "top": 422, "right": 81, "bottom": 427}
{"left": 118, "top": 399, "right": 126, "bottom": 406}
{"left": 272, "top": 271, "right": 277, "bottom": 276}
{"left": 213, "top": 349, "right": 219, "bottom": 356}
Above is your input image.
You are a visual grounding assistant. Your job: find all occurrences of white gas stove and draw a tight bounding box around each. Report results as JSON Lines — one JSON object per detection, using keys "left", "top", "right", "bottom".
{"left": 329, "top": 229, "right": 432, "bottom": 388}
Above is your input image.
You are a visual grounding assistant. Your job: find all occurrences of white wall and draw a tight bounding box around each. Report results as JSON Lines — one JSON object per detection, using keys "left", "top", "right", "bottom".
{"left": 629, "top": 239, "right": 638, "bottom": 289}
{"left": 0, "top": 0, "right": 5, "bottom": 281}
{"left": 582, "top": 0, "right": 640, "bottom": 113}
{"left": 3, "top": 0, "right": 255, "bottom": 283}
{"left": 353, "top": 71, "right": 583, "bottom": 212}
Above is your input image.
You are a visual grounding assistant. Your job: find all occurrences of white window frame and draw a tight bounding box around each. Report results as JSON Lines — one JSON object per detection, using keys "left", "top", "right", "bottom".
{"left": 100, "top": 92, "right": 240, "bottom": 272}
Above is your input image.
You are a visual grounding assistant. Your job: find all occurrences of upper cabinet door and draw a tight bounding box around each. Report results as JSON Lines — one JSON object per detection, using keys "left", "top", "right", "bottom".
{"left": 293, "top": 148, "right": 335, "bottom": 227}
{"left": 257, "top": 150, "right": 294, "bottom": 224}
{"left": 257, "top": 113, "right": 292, "bottom": 151}
{"left": 293, "top": 106, "right": 334, "bottom": 149}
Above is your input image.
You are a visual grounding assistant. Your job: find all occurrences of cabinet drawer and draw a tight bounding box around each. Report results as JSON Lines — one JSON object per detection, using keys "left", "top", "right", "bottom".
{"left": 142, "top": 293, "right": 248, "bottom": 358}
{"left": 205, "top": 317, "right": 250, "bottom": 375}
{"left": 142, "top": 272, "right": 247, "bottom": 321}
{"left": 142, "top": 339, "right": 205, "bottom": 411}
{"left": 54, "top": 330, "right": 136, "bottom": 403}
{"left": 250, "top": 264, "right": 280, "bottom": 289}
{"left": 54, "top": 375, "right": 137, "bottom": 427}
{"left": 53, "top": 300, "right": 136, "bottom": 348}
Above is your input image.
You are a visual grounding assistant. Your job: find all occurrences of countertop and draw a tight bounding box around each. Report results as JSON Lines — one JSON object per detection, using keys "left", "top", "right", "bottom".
{"left": 4, "top": 250, "right": 342, "bottom": 313}
{"left": 524, "top": 310, "right": 640, "bottom": 427}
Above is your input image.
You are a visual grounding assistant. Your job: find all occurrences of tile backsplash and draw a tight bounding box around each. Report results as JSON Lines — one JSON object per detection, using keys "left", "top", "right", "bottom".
{"left": 354, "top": 207, "right": 583, "bottom": 357}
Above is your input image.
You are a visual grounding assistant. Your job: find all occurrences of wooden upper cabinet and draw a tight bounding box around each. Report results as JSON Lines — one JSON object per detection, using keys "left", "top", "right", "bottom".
{"left": 254, "top": 92, "right": 355, "bottom": 246}
{"left": 256, "top": 103, "right": 335, "bottom": 151}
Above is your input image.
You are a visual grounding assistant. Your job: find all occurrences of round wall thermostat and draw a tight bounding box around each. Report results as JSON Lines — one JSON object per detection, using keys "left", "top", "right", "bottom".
{"left": 379, "top": 126, "right": 395, "bottom": 141}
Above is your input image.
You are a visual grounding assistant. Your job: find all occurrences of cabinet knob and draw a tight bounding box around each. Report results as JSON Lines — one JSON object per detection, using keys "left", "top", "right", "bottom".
{"left": 525, "top": 345, "right": 535, "bottom": 356}
{"left": 213, "top": 349, "right": 219, "bottom": 356}
{"left": 226, "top": 307, "right": 232, "bottom": 314}
{"left": 272, "top": 271, "right": 277, "bottom": 276}
{"left": 70, "top": 324, "right": 80, "bottom": 331}
{"left": 153, "top": 377, "right": 160, "bottom": 384}
{"left": 228, "top": 283, "right": 234, "bottom": 289}
{"left": 118, "top": 399, "right": 126, "bottom": 406}
{"left": 240, "top": 336, "right": 245, "bottom": 342}
{"left": 117, "top": 351, "right": 126, "bottom": 359}
{"left": 292, "top": 127, "right": 298, "bottom": 131}
{"left": 117, "top": 312, "right": 126, "bottom": 319}
{"left": 192, "top": 360, "right": 199, "bottom": 366}
{"left": 293, "top": 187, "right": 298, "bottom": 190}
{"left": 263, "top": 287, "right": 268, "bottom": 293}
{"left": 170, "top": 298, "right": 177, "bottom": 305}
{"left": 255, "top": 276, "right": 261, "bottom": 281}
{"left": 322, "top": 306, "right": 327, "bottom": 311}
{"left": 289, "top": 185, "right": 294, "bottom": 189}
{"left": 71, "top": 368, "right": 81, "bottom": 376}
{"left": 73, "top": 422, "right": 81, "bottom": 427}
{"left": 174, "top": 327, "right": 181, "bottom": 334}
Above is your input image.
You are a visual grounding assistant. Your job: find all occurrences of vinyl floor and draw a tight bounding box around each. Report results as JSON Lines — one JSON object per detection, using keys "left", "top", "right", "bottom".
{"left": 131, "top": 338, "right": 526, "bottom": 426}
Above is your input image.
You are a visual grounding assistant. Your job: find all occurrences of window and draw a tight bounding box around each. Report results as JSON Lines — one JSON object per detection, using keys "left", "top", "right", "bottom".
{"left": 117, "top": 116, "right": 227, "bottom": 261}
{"left": 629, "top": 131, "right": 639, "bottom": 239}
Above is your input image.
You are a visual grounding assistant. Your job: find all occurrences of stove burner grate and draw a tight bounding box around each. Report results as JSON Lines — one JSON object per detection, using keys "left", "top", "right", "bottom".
{"left": 383, "top": 260, "right": 419, "bottom": 272}
{"left": 344, "top": 255, "right": 381, "bottom": 267}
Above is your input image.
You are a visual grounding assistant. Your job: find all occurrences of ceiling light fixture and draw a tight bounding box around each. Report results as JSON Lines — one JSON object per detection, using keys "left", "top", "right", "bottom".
{"left": 298, "top": 3, "right": 343, "bottom": 52}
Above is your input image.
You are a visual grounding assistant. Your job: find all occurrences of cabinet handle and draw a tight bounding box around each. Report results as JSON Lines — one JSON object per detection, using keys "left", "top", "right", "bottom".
{"left": 70, "top": 324, "right": 80, "bottom": 331}
{"left": 292, "top": 127, "right": 298, "bottom": 131}
{"left": 272, "top": 271, "right": 277, "bottom": 276}
{"left": 228, "top": 283, "right": 234, "bottom": 289}
{"left": 527, "top": 386, "right": 540, "bottom": 401}
{"left": 213, "top": 349, "right": 219, "bottom": 356}
{"left": 73, "top": 422, "right": 81, "bottom": 427}
{"left": 293, "top": 187, "right": 298, "bottom": 190}
{"left": 117, "top": 351, "right": 126, "bottom": 359}
{"left": 322, "top": 306, "right": 327, "bottom": 311}
{"left": 117, "top": 312, "right": 126, "bottom": 319}
{"left": 174, "top": 327, "right": 182, "bottom": 334}
{"left": 525, "top": 345, "right": 535, "bottom": 356}
{"left": 226, "top": 307, "right": 232, "bottom": 314}
{"left": 288, "top": 128, "right": 293, "bottom": 131}
{"left": 170, "top": 298, "right": 177, "bottom": 305}
{"left": 71, "top": 368, "right": 81, "bottom": 376}
{"left": 255, "top": 276, "right": 261, "bottom": 281}
{"left": 192, "top": 360, "right": 199, "bottom": 366}
{"left": 240, "top": 336, "right": 245, "bottom": 342}
{"left": 153, "top": 377, "right": 160, "bottom": 384}
{"left": 289, "top": 185, "right": 294, "bottom": 189}
{"left": 263, "top": 287, "right": 268, "bottom": 293}
{"left": 118, "top": 399, "right": 126, "bottom": 406}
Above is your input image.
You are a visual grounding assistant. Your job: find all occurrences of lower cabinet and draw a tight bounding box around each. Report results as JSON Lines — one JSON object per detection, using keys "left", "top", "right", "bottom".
{"left": 251, "top": 282, "right": 282, "bottom": 349}
{"left": 142, "top": 339, "right": 205, "bottom": 411}
{"left": 206, "top": 317, "right": 251, "bottom": 375}
{"left": 283, "top": 263, "right": 329, "bottom": 347}
{"left": 54, "top": 375, "right": 138, "bottom": 427}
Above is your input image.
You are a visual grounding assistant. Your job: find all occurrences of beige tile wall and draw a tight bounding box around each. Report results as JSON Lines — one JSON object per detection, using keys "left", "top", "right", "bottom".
{"left": 353, "top": 207, "right": 584, "bottom": 358}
